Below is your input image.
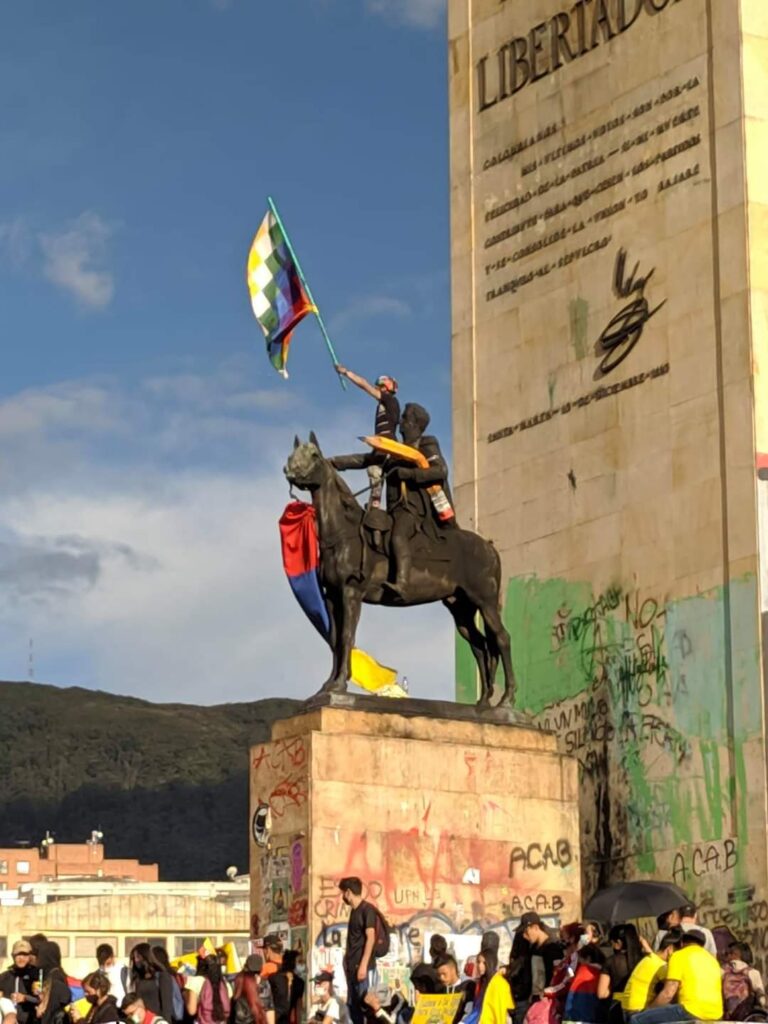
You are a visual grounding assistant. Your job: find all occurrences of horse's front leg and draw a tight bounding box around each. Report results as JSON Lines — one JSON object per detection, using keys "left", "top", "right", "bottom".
{"left": 337, "top": 585, "right": 363, "bottom": 689}
{"left": 319, "top": 586, "right": 362, "bottom": 693}
{"left": 319, "top": 589, "right": 342, "bottom": 692}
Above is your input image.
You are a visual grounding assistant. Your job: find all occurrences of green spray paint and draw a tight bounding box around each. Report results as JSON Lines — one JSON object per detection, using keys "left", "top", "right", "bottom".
{"left": 503, "top": 576, "right": 593, "bottom": 714}
{"left": 467, "top": 573, "right": 763, "bottom": 892}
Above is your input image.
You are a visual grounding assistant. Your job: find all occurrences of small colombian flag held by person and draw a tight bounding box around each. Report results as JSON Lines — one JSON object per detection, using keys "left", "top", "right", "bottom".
{"left": 246, "top": 205, "right": 317, "bottom": 378}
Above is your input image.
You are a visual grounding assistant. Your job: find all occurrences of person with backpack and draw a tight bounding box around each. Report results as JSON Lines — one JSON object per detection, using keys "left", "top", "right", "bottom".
{"left": 195, "top": 958, "right": 230, "bottom": 1024}
{"left": 230, "top": 956, "right": 273, "bottom": 1024}
{"left": 338, "top": 876, "right": 388, "bottom": 1024}
{"left": 722, "top": 942, "right": 766, "bottom": 1021}
{"left": 128, "top": 945, "right": 177, "bottom": 1024}
{"left": 150, "top": 949, "right": 184, "bottom": 1024}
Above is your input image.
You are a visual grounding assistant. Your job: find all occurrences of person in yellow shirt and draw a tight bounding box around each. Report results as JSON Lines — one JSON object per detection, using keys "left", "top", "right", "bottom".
{"left": 624, "top": 930, "right": 682, "bottom": 1016}
{"left": 631, "top": 930, "right": 723, "bottom": 1024}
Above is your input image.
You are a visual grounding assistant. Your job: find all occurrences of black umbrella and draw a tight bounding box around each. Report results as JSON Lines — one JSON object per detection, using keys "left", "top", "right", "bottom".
{"left": 583, "top": 880, "right": 688, "bottom": 924}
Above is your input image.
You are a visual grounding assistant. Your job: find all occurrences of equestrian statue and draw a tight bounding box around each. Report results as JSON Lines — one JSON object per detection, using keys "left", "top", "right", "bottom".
{"left": 283, "top": 402, "right": 516, "bottom": 708}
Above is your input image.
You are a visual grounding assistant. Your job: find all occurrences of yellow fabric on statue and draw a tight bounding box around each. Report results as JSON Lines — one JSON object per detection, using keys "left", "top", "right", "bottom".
{"left": 350, "top": 648, "right": 405, "bottom": 697}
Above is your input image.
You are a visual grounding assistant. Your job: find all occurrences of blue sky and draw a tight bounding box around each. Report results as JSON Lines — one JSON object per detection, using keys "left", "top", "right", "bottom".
{"left": 0, "top": 0, "right": 456, "bottom": 703}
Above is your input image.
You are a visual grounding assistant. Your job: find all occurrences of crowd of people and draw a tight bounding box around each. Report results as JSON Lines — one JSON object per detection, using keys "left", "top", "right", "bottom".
{"left": 335, "top": 878, "right": 768, "bottom": 1024}
{"left": 0, "top": 934, "right": 307, "bottom": 1024}
{"left": 0, "top": 888, "right": 765, "bottom": 1024}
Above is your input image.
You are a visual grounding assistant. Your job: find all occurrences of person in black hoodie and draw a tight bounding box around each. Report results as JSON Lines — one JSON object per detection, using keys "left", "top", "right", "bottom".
{"left": 0, "top": 940, "right": 38, "bottom": 1024}
{"left": 35, "top": 942, "right": 71, "bottom": 1024}
{"left": 78, "top": 973, "right": 119, "bottom": 1024}
{"left": 128, "top": 945, "right": 176, "bottom": 1022}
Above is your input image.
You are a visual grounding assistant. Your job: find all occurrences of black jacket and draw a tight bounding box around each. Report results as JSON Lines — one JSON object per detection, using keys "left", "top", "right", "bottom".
{"left": 0, "top": 965, "right": 37, "bottom": 1024}
{"left": 131, "top": 973, "right": 176, "bottom": 1021}
{"left": 84, "top": 997, "right": 121, "bottom": 1024}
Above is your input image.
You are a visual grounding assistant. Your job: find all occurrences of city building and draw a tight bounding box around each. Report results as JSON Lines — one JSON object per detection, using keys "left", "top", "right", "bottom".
{"left": 0, "top": 832, "right": 157, "bottom": 890}
{"left": 0, "top": 836, "right": 249, "bottom": 975}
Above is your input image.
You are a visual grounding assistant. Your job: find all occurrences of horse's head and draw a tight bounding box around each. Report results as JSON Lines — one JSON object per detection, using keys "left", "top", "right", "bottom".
{"left": 284, "top": 432, "right": 326, "bottom": 490}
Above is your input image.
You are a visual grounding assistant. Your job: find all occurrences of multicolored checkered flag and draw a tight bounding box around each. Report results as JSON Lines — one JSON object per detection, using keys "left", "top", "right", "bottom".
{"left": 246, "top": 198, "right": 343, "bottom": 383}
{"left": 246, "top": 207, "right": 317, "bottom": 377}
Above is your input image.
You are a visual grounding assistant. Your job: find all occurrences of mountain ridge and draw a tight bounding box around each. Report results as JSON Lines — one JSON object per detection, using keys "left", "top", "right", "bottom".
{"left": 0, "top": 680, "right": 300, "bottom": 879}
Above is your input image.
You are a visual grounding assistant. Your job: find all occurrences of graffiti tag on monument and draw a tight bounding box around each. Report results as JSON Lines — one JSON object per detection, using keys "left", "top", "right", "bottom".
{"left": 594, "top": 247, "right": 666, "bottom": 377}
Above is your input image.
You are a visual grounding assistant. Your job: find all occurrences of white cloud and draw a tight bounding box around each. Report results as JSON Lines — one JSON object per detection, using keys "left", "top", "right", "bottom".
{"left": 366, "top": 0, "right": 445, "bottom": 29}
{"left": 39, "top": 212, "right": 115, "bottom": 310}
{"left": 0, "top": 217, "right": 32, "bottom": 268}
{"left": 0, "top": 366, "right": 455, "bottom": 703}
{"left": 0, "top": 381, "right": 118, "bottom": 439}
{"left": 329, "top": 295, "right": 412, "bottom": 334}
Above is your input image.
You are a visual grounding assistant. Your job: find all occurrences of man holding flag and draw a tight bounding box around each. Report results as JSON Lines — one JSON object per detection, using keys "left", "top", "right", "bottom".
{"left": 335, "top": 365, "right": 400, "bottom": 509}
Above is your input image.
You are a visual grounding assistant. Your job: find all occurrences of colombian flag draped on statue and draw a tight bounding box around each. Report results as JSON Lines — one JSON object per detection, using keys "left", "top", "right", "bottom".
{"left": 279, "top": 501, "right": 403, "bottom": 695}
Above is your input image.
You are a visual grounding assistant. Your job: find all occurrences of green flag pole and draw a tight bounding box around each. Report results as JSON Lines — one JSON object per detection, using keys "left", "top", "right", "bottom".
{"left": 267, "top": 196, "right": 346, "bottom": 391}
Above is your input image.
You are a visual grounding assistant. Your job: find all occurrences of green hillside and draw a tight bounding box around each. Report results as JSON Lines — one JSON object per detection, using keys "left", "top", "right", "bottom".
{"left": 0, "top": 681, "right": 299, "bottom": 880}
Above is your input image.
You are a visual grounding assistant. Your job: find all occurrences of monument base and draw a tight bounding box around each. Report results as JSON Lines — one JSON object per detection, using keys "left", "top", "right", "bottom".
{"left": 249, "top": 704, "right": 580, "bottom": 979}
{"left": 301, "top": 689, "right": 534, "bottom": 726}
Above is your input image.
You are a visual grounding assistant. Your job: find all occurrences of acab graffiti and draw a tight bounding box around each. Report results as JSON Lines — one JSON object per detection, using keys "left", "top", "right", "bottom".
{"left": 490, "top": 574, "right": 760, "bottom": 900}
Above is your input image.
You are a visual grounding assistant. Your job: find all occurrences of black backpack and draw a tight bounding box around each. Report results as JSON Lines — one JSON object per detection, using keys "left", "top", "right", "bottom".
{"left": 372, "top": 905, "right": 391, "bottom": 958}
{"left": 231, "top": 997, "right": 255, "bottom": 1024}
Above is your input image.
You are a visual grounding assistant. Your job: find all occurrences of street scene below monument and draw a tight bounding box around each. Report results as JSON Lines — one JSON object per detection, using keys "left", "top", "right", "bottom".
{"left": 1, "top": 0, "right": 767, "bottom": 1023}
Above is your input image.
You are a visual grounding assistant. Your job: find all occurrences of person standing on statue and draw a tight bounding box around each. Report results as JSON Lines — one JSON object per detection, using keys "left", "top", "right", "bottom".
{"left": 331, "top": 402, "right": 454, "bottom": 598}
{"left": 335, "top": 365, "right": 400, "bottom": 509}
{"left": 338, "top": 877, "right": 377, "bottom": 1024}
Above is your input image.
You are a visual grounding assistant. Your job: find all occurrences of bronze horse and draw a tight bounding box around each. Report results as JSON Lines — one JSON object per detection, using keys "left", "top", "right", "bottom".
{"left": 284, "top": 435, "right": 516, "bottom": 707}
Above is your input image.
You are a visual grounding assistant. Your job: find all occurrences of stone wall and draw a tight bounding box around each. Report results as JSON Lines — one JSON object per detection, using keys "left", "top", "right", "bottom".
{"left": 450, "top": 0, "right": 768, "bottom": 971}
{"left": 249, "top": 708, "right": 580, "bottom": 977}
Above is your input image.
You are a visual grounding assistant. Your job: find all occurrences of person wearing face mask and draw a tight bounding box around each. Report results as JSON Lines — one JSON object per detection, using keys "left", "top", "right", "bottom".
{"left": 0, "top": 941, "right": 38, "bottom": 1024}
{"left": 76, "top": 972, "right": 119, "bottom": 1024}
{"left": 127, "top": 945, "right": 176, "bottom": 1023}
{"left": 309, "top": 972, "right": 339, "bottom": 1024}
{"left": 121, "top": 994, "right": 169, "bottom": 1024}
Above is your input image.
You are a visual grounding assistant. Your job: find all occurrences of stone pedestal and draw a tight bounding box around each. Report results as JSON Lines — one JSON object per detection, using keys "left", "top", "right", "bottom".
{"left": 249, "top": 701, "right": 580, "bottom": 979}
